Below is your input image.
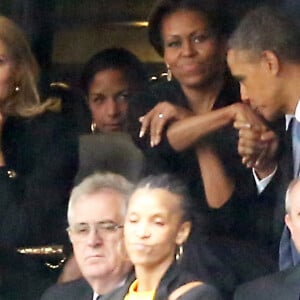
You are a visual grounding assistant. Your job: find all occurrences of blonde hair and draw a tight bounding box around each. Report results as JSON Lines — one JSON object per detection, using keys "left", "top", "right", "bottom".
{"left": 0, "top": 16, "right": 59, "bottom": 117}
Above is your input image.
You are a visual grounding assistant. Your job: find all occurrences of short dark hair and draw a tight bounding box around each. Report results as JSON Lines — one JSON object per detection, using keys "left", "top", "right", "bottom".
{"left": 136, "top": 174, "right": 193, "bottom": 222}
{"left": 148, "top": 0, "right": 234, "bottom": 56}
{"left": 228, "top": 5, "right": 300, "bottom": 63}
{"left": 80, "top": 47, "right": 148, "bottom": 94}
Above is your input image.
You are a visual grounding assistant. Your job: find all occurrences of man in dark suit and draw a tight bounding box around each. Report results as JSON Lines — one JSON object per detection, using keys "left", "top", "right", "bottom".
{"left": 227, "top": 4, "right": 300, "bottom": 270}
{"left": 234, "top": 264, "right": 300, "bottom": 300}
{"left": 234, "top": 179, "right": 300, "bottom": 300}
{"left": 41, "top": 173, "right": 133, "bottom": 300}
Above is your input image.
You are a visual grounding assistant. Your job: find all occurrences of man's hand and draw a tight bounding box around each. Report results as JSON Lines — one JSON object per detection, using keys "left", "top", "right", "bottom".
{"left": 232, "top": 103, "right": 278, "bottom": 178}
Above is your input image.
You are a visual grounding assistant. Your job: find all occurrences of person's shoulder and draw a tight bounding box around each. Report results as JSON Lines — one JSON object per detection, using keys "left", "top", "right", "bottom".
{"left": 101, "top": 271, "right": 135, "bottom": 300}
{"left": 234, "top": 264, "right": 300, "bottom": 300}
{"left": 21, "top": 110, "right": 63, "bottom": 132}
{"left": 41, "top": 278, "right": 92, "bottom": 300}
{"left": 101, "top": 284, "right": 129, "bottom": 300}
{"left": 179, "top": 283, "right": 223, "bottom": 300}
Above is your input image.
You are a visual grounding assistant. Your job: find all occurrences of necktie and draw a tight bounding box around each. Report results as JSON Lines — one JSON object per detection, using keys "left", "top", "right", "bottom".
{"left": 96, "top": 296, "right": 102, "bottom": 300}
{"left": 291, "top": 117, "right": 300, "bottom": 177}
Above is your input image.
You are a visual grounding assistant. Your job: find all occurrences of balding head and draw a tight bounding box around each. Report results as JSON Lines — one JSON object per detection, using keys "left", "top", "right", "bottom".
{"left": 285, "top": 179, "right": 300, "bottom": 252}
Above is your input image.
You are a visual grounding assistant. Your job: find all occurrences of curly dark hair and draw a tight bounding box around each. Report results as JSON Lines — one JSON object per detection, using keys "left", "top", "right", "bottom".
{"left": 136, "top": 173, "right": 193, "bottom": 223}
{"left": 148, "top": 0, "right": 234, "bottom": 56}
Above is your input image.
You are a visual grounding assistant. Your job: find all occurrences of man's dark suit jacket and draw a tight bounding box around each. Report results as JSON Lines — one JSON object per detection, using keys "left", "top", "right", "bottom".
{"left": 234, "top": 264, "right": 300, "bottom": 300}
{"left": 40, "top": 278, "right": 93, "bottom": 300}
{"left": 41, "top": 271, "right": 135, "bottom": 300}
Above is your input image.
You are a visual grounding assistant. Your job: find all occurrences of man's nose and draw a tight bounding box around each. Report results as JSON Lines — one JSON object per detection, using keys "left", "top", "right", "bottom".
{"left": 240, "top": 84, "right": 249, "bottom": 103}
{"left": 86, "top": 227, "right": 103, "bottom": 247}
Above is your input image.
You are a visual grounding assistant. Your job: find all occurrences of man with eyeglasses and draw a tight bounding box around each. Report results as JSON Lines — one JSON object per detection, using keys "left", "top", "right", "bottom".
{"left": 41, "top": 172, "right": 134, "bottom": 300}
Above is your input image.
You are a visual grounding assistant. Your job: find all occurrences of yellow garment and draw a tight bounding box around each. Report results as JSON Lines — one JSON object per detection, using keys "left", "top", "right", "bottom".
{"left": 124, "top": 280, "right": 156, "bottom": 300}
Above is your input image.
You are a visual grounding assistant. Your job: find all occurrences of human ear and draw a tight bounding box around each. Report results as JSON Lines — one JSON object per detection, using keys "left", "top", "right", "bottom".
{"left": 175, "top": 221, "right": 191, "bottom": 245}
{"left": 67, "top": 229, "right": 74, "bottom": 244}
{"left": 261, "top": 50, "right": 280, "bottom": 76}
{"left": 285, "top": 213, "right": 292, "bottom": 234}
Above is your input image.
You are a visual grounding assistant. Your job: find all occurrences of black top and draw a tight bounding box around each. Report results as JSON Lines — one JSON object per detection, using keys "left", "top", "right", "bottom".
{"left": 128, "top": 78, "right": 256, "bottom": 238}
{"left": 101, "top": 262, "right": 222, "bottom": 300}
{"left": 127, "top": 78, "right": 280, "bottom": 298}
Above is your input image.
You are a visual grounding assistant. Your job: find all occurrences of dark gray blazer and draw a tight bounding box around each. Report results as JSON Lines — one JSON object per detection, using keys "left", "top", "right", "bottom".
{"left": 40, "top": 272, "right": 135, "bottom": 300}
{"left": 40, "top": 278, "right": 92, "bottom": 300}
{"left": 234, "top": 264, "right": 300, "bottom": 300}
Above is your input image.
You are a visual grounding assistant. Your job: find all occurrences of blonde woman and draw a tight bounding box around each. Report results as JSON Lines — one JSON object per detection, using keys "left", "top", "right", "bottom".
{"left": 0, "top": 16, "right": 77, "bottom": 299}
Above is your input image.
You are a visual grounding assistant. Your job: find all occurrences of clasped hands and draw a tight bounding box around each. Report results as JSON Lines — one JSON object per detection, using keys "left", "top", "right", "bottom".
{"left": 137, "top": 101, "right": 278, "bottom": 179}
{"left": 232, "top": 103, "right": 278, "bottom": 179}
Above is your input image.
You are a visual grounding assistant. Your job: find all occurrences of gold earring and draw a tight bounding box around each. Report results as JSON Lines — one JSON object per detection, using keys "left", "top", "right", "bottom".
{"left": 91, "top": 121, "right": 97, "bottom": 133}
{"left": 175, "top": 245, "right": 183, "bottom": 261}
{"left": 167, "top": 65, "right": 172, "bottom": 81}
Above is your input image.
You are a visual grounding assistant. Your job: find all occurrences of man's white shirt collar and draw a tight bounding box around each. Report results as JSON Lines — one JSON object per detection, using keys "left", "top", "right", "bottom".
{"left": 92, "top": 277, "right": 127, "bottom": 300}
{"left": 92, "top": 292, "right": 100, "bottom": 300}
{"left": 286, "top": 99, "right": 300, "bottom": 130}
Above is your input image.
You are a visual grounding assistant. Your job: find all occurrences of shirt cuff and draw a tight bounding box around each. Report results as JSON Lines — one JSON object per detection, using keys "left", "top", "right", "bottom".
{"left": 253, "top": 165, "right": 278, "bottom": 194}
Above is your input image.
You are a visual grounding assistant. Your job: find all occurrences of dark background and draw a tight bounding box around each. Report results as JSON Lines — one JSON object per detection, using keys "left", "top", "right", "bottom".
{"left": 0, "top": 0, "right": 293, "bottom": 87}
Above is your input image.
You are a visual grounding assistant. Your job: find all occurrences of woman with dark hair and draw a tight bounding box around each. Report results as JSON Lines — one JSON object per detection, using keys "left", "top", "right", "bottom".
{"left": 73, "top": 48, "right": 147, "bottom": 185}
{"left": 80, "top": 47, "right": 148, "bottom": 133}
{"left": 129, "top": 0, "right": 256, "bottom": 237}
{"left": 103, "top": 174, "right": 222, "bottom": 300}
{"left": 127, "top": 0, "right": 276, "bottom": 297}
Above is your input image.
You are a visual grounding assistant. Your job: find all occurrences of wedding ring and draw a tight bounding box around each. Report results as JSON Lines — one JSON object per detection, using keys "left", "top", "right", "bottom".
{"left": 158, "top": 113, "right": 164, "bottom": 119}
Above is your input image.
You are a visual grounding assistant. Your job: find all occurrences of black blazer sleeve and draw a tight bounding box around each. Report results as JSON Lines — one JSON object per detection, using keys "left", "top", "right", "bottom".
{"left": 0, "top": 112, "right": 78, "bottom": 247}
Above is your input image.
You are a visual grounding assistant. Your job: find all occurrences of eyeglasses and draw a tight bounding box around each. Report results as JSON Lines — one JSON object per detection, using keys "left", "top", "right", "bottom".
{"left": 68, "top": 221, "right": 123, "bottom": 241}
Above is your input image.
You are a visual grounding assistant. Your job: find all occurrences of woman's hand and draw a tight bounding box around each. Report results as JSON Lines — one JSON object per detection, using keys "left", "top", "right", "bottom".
{"left": 139, "top": 101, "right": 193, "bottom": 147}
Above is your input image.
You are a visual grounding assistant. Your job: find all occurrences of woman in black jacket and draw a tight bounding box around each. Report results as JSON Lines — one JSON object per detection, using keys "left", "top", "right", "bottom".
{"left": 0, "top": 16, "right": 77, "bottom": 299}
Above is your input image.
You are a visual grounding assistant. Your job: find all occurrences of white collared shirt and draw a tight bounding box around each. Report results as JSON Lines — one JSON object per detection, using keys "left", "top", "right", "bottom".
{"left": 92, "top": 292, "right": 101, "bottom": 300}
{"left": 255, "top": 99, "right": 300, "bottom": 193}
{"left": 92, "top": 277, "right": 127, "bottom": 300}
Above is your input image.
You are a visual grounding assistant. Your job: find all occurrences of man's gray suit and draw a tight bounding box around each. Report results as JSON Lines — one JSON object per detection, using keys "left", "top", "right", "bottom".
{"left": 40, "top": 278, "right": 93, "bottom": 300}
{"left": 234, "top": 264, "right": 300, "bottom": 300}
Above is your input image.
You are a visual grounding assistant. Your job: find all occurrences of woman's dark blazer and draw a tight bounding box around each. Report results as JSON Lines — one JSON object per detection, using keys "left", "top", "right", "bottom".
{"left": 101, "top": 262, "right": 222, "bottom": 300}
{"left": 128, "top": 78, "right": 262, "bottom": 240}
{"left": 0, "top": 111, "right": 78, "bottom": 300}
{"left": 0, "top": 111, "right": 78, "bottom": 247}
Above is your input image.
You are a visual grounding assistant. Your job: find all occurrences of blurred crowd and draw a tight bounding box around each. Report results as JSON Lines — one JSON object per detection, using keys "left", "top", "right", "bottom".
{"left": 0, "top": 1, "right": 300, "bottom": 299}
